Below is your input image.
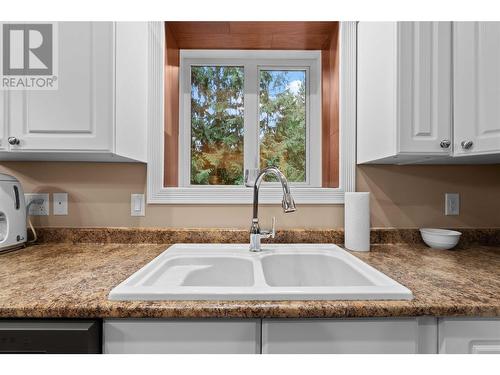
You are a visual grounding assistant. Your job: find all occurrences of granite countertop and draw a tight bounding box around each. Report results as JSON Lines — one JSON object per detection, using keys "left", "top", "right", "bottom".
{"left": 0, "top": 241, "right": 499, "bottom": 319}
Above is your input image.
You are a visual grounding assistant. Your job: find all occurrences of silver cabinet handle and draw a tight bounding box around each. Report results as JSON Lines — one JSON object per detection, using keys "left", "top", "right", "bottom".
{"left": 461, "top": 140, "right": 473, "bottom": 150}
{"left": 440, "top": 139, "right": 451, "bottom": 148}
{"left": 7, "top": 137, "right": 20, "bottom": 145}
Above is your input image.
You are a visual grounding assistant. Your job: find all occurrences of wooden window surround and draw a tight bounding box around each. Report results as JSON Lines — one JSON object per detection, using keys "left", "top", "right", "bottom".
{"left": 164, "top": 21, "right": 339, "bottom": 188}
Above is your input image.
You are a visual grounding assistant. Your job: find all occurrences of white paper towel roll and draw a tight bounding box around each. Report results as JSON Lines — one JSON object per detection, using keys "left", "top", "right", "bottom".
{"left": 344, "top": 192, "right": 370, "bottom": 252}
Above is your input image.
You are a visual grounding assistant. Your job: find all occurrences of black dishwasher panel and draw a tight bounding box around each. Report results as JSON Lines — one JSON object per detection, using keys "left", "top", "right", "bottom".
{"left": 0, "top": 320, "right": 101, "bottom": 354}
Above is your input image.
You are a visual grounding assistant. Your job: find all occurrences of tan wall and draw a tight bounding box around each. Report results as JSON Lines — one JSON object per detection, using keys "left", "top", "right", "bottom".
{"left": 1, "top": 161, "right": 499, "bottom": 229}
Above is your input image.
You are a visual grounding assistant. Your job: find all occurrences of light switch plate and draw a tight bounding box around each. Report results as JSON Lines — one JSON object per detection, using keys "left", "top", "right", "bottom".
{"left": 445, "top": 193, "right": 460, "bottom": 216}
{"left": 25, "top": 193, "right": 50, "bottom": 216}
{"left": 131, "top": 194, "right": 145, "bottom": 216}
{"left": 53, "top": 193, "right": 68, "bottom": 215}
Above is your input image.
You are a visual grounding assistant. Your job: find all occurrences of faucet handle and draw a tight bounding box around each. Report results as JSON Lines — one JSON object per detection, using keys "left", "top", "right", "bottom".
{"left": 261, "top": 217, "right": 276, "bottom": 239}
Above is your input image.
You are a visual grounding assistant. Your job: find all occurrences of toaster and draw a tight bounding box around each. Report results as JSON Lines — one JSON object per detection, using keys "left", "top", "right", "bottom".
{"left": 0, "top": 173, "right": 27, "bottom": 253}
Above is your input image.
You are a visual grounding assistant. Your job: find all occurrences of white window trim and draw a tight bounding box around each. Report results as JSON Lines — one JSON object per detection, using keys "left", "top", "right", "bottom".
{"left": 147, "top": 21, "right": 356, "bottom": 204}
{"left": 178, "top": 50, "right": 321, "bottom": 187}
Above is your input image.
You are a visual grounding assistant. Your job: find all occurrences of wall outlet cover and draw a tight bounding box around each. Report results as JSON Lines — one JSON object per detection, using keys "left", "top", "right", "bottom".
{"left": 53, "top": 193, "right": 68, "bottom": 215}
{"left": 25, "top": 193, "right": 50, "bottom": 216}
{"left": 131, "top": 193, "right": 145, "bottom": 217}
{"left": 445, "top": 193, "right": 460, "bottom": 216}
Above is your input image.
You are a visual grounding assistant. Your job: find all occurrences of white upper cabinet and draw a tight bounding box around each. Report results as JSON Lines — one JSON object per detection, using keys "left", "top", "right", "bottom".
{"left": 454, "top": 22, "right": 500, "bottom": 157}
{"left": 0, "top": 22, "right": 147, "bottom": 162}
{"left": 8, "top": 22, "right": 113, "bottom": 152}
{"left": 358, "top": 21, "right": 500, "bottom": 164}
{"left": 0, "top": 90, "right": 5, "bottom": 150}
{"left": 398, "top": 22, "right": 452, "bottom": 155}
{"left": 357, "top": 22, "right": 452, "bottom": 164}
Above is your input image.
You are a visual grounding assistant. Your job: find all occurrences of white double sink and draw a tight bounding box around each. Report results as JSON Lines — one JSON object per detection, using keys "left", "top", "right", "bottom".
{"left": 109, "top": 244, "right": 413, "bottom": 301}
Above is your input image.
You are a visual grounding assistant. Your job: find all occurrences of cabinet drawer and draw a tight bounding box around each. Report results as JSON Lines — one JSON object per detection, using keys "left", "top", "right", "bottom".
{"left": 262, "top": 318, "right": 436, "bottom": 354}
{"left": 103, "top": 319, "right": 261, "bottom": 354}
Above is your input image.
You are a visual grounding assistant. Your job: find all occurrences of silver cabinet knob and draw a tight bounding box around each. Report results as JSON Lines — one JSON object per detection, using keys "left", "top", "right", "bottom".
{"left": 461, "top": 140, "right": 473, "bottom": 150}
{"left": 7, "top": 137, "right": 20, "bottom": 145}
{"left": 440, "top": 139, "right": 451, "bottom": 148}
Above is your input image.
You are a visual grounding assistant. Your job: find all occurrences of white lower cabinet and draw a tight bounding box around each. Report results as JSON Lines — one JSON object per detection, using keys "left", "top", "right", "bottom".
{"left": 438, "top": 318, "right": 500, "bottom": 354}
{"left": 262, "top": 317, "right": 437, "bottom": 354}
{"left": 102, "top": 317, "right": 500, "bottom": 354}
{"left": 103, "top": 319, "right": 261, "bottom": 354}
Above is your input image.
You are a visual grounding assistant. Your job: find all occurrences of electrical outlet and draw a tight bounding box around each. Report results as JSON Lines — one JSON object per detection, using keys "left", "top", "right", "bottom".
{"left": 53, "top": 193, "right": 68, "bottom": 215}
{"left": 25, "top": 193, "right": 50, "bottom": 216}
{"left": 445, "top": 193, "right": 460, "bottom": 216}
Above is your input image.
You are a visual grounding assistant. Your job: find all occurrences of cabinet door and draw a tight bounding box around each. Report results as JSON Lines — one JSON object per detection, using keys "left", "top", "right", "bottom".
{"left": 262, "top": 318, "right": 437, "bottom": 354}
{"left": 398, "top": 22, "right": 452, "bottom": 154}
{"left": 0, "top": 90, "right": 6, "bottom": 150}
{"left": 454, "top": 22, "right": 500, "bottom": 156}
{"left": 103, "top": 319, "right": 261, "bottom": 354}
{"left": 439, "top": 318, "right": 500, "bottom": 354}
{"left": 8, "top": 22, "right": 114, "bottom": 152}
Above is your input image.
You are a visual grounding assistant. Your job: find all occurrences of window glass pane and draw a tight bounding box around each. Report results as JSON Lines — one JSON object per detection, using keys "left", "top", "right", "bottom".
{"left": 191, "top": 66, "right": 244, "bottom": 185}
{"left": 259, "top": 70, "right": 306, "bottom": 182}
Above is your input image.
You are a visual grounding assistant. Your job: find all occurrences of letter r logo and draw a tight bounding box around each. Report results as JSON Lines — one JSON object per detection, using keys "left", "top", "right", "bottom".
{"left": 2, "top": 24, "right": 53, "bottom": 75}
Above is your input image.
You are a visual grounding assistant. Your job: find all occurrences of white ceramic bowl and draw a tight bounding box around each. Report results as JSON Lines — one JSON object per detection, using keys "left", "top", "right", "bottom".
{"left": 419, "top": 228, "right": 462, "bottom": 250}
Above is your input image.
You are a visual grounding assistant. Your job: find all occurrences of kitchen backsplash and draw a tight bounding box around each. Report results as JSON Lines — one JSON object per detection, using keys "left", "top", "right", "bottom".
{"left": 0, "top": 161, "right": 499, "bottom": 229}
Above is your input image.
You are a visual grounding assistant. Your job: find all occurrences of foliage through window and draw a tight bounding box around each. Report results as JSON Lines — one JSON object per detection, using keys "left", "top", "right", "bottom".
{"left": 180, "top": 51, "right": 321, "bottom": 188}
{"left": 259, "top": 70, "right": 306, "bottom": 182}
{"left": 191, "top": 66, "right": 244, "bottom": 185}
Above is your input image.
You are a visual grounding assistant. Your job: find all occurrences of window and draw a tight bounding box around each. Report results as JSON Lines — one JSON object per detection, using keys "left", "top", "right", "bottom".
{"left": 179, "top": 50, "right": 321, "bottom": 188}
{"left": 148, "top": 21, "right": 356, "bottom": 204}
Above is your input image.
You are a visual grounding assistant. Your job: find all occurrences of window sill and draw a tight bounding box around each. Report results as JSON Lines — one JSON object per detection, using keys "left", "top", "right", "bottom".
{"left": 147, "top": 186, "right": 349, "bottom": 204}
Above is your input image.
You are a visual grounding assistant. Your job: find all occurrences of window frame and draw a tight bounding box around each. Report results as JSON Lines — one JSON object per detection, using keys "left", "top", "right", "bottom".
{"left": 178, "top": 50, "right": 321, "bottom": 188}
{"left": 147, "top": 21, "right": 357, "bottom": 204}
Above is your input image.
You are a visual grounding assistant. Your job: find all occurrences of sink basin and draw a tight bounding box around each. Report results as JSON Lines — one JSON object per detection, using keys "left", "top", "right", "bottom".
{"left": 261, "top": 254, "right": 374, "bottom": 287}
{"left": 141, "top": 257, "right": 254, "bottom": 287}
{"left": 109, "top": 244, "right": 413, "bottom": 301}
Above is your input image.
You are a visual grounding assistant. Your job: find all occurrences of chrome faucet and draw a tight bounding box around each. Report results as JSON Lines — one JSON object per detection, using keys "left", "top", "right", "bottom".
{"left": 248, "top": 167, "right": 296, "bottom": 252}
